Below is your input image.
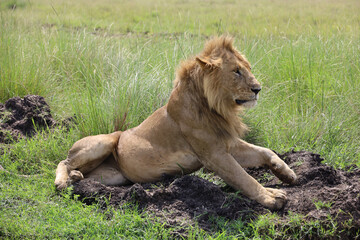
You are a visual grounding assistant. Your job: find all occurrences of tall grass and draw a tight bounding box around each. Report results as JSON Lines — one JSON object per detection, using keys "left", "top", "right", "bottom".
{"left": 0, "top": 15, "right": 50, "bottom": 100}
{"left": 1, "top": 11, "right": 358, "bottom": 165}
{"left": 244, "top": 35, "right": 360, "bottom": 167}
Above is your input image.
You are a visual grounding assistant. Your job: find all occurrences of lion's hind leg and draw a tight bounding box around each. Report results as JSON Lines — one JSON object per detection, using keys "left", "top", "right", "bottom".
{"left": 85, "top": 155, "right": 129, "bottom": 186}
{"left": 54, "top": 131, "right": 122, "bottom": 191}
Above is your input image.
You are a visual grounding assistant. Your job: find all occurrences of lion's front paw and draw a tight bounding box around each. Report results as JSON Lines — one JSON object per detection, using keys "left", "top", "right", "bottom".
{"left": 270, "top": 156, "right": 297, "bottom": 184}
{"left": 258, "top": 187, "right": 287, "bottom": 210}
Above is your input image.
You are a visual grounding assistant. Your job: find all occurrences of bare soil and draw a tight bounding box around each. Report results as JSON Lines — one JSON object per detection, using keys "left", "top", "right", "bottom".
{"left": 0, "top": 95, "right": 72, "bottom": 143}
{"left": 0, "top": 95, "right": 56, "bottom": 143}
{"left": 73, "top": 151, "right": 360, "bottom": 238}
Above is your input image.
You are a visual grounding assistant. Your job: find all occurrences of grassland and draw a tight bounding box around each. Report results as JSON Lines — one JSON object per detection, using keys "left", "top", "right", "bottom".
{"left": 1, "top": 0, "right": 359, "bottom": 238}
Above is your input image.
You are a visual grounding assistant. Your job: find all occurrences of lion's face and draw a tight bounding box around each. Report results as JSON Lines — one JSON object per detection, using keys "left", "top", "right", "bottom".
{"left": 218, "top": 51, "right": 261, "bottom": 109}
{"left": 196, "top": 37, "right": 261, "bottom": 117}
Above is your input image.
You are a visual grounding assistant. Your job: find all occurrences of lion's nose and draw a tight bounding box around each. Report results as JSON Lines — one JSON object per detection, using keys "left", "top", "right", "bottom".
{"left": 251, "top": 88, "right": 261, "bottom": 95}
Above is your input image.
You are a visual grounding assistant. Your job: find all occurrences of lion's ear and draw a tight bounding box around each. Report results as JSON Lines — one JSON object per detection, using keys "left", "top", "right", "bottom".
{"left": 196, "top": 56, "right": 222, "bottom": 69}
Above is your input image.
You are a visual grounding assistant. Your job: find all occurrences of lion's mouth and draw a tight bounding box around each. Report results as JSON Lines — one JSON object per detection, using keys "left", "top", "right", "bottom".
{"left": 235, "top": 99, "right": 249, "bottom": 105}
{"left": 235, "top": 95, "right": 259, "bottom": 105}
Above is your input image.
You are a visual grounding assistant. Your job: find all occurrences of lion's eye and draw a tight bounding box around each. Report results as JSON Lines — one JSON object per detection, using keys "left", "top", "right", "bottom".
{"left": 234, "top": 68, "right": 242, "bottom": 76}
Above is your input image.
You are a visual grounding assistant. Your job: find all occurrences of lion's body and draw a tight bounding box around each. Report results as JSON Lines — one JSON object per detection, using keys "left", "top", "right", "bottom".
{"left": 117, "top": 106, "right": 202, "bottom": 182}
{"left": 55, "top": 36, "right": 297, "bottom": 209}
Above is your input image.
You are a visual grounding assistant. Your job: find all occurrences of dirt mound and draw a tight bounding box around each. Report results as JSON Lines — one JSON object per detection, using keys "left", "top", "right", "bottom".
{"left": 74, "top": 175, "right": 263, "bottom": 229}
{"left": 273, "top": 151, "right": 360, "bottom": 220}
{"left": 73, "top": 151, "right": 360, "bottom": 237}
{"left": 0, "top": 95, "right": 58, "bottom": 143}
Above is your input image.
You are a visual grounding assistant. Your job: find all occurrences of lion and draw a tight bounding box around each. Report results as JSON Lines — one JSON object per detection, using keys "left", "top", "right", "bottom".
{"left": 55, "top": 36, "right": 297, "bottom": 209}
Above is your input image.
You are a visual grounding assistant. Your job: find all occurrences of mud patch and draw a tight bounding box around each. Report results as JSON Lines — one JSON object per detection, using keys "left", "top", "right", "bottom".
{"left": 0, "top": 95, "right": 69, "bottom": 143}
{"left": 73, "top": 151, "right": 360, "bottom": 237}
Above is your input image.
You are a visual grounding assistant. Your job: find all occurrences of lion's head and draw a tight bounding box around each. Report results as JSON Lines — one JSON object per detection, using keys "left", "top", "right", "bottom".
{"left": 195, "top": 36, "right": 261, "bottom": 117}
{"left": 172, "top": 36, "right": 261, "bottom": 139}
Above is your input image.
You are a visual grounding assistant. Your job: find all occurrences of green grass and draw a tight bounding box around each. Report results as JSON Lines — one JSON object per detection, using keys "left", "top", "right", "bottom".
{"left": 1, "top": 0, "right": 360, "bottom": 238}
{"left": 0, "top": 175, "right": 199, "bottom": 239}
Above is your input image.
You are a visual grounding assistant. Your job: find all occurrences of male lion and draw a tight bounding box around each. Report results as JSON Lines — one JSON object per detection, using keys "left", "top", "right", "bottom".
{"left": 55, "top": 36, "right": 297, "bottom": 209}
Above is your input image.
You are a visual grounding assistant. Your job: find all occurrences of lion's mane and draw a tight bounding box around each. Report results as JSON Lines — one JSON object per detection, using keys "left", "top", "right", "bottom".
{"left": 173, "top": 36, "right": 248, "bottom": 140}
